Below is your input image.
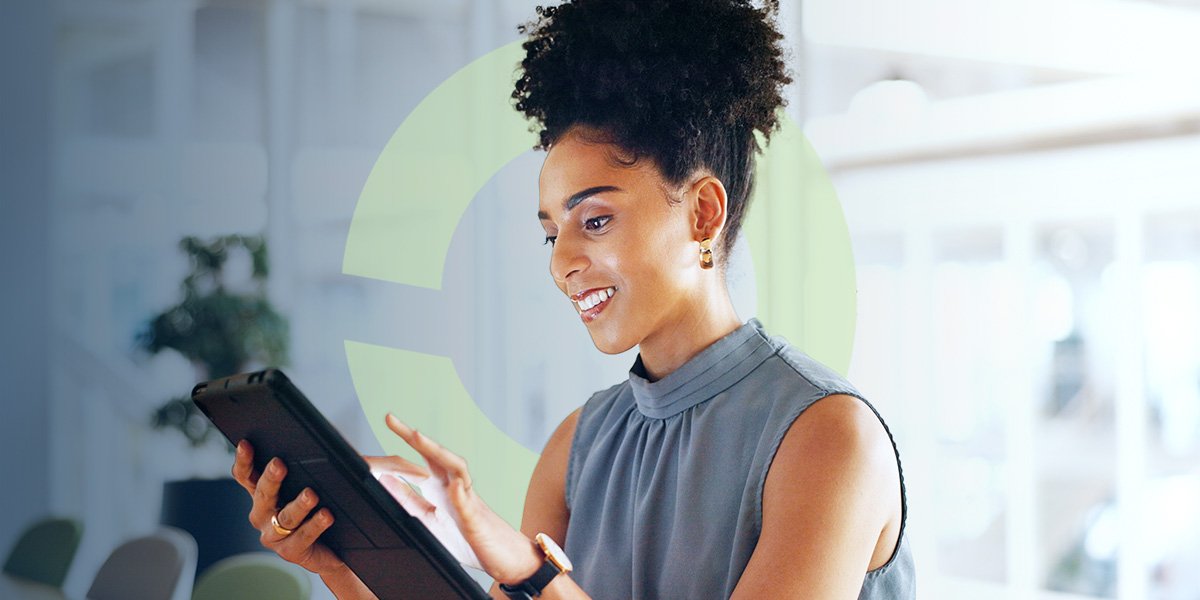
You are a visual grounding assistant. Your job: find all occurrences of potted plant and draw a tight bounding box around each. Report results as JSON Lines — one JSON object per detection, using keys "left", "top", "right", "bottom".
{"left": 137, "top": 234, "right": 290, "bottom": 576}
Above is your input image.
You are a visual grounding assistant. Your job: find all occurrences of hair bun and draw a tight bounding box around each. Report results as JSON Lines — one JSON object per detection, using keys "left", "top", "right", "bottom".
{"left": 514, "top": 0, "right": 791, "bottom": 152}
{"left": 513, "top": 0, "right": 792, "bottom": 266}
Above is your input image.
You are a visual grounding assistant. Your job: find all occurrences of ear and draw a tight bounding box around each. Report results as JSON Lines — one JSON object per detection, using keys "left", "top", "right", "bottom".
{"left": 689, "top": 174, "right": 728, "bottom": 243}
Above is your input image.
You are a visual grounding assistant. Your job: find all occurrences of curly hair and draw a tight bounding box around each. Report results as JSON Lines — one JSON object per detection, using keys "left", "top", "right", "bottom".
{"left": 512, "top": 0, "right": 792, "bottom": 265}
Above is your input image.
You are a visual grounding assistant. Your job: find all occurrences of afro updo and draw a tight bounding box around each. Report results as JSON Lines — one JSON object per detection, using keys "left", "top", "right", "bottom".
{"left": 512, "top": 0, "right": 792, "bottom": 265}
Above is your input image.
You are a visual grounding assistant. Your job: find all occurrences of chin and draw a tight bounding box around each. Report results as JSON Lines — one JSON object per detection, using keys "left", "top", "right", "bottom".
{"left": 585, "top": 327, "right": 637, "bottom": 355}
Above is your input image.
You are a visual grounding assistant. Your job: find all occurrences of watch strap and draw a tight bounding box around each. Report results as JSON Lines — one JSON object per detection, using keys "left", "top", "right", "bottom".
{"left": 498, "top": 559, "right": 562, "bottom": 599}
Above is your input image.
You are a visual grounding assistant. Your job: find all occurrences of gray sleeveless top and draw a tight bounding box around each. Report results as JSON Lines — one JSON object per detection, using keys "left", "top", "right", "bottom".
{"left": 563, "top": 318, "right": 915, "bottom": 599}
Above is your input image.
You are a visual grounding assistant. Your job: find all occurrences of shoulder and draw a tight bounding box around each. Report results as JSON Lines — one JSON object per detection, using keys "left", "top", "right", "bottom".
{"left": 519, "top": 407, "right": 583, "bottom": 541}
{"left": 545, "top": 406, "right": 583, "bottom": 461}
{"left": 762, "top": 393, "right": 898, "bottom": 547}
{"left": 732, "top": 393, "right": 902, "bottom": 597}
{"left": 531, "top": 406, "right": 583, "bottom": 486}
{"left": 762, "top": 335, "right": 863, "bottom": 398}
{"left": 773, "top": 394, "right": 896, "bottom": 478}
{"left": 580, "top": 379, "right": 629, "bottom": 415}
{"left": 565, "top": 379, "right": 632, "bottom": 449}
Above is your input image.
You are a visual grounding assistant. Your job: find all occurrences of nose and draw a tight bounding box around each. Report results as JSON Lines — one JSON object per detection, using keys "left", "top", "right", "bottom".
{"left": 549, "top": 230, "right": 588, "bottom": 287}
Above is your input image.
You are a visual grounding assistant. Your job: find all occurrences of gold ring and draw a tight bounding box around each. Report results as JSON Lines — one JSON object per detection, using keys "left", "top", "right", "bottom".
{"left": 271, "top": 513, "right": 294, "bottom": 537}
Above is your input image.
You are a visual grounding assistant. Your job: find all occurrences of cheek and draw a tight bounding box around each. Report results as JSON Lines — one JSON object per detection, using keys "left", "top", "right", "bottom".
{"left": 646, "top": 212, "right": 698, "bottom": 266}
{"left": 621, "top": 221, "right": 697, "bottom": 290}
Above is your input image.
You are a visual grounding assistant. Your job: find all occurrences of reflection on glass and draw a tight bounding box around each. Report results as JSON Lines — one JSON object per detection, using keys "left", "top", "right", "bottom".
{"left": 1141, "top": 211, "right": 1200, "bottom": 600}
{"left": 930, "top": 228, "right": 1008, "bottom": 584}
{"left": 1037, "top": 221, "right": 1117, "bottom": 598}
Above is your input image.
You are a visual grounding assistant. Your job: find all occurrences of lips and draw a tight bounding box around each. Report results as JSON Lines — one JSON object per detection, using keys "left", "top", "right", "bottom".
{"left": 571, "top": 286, "right": 617, "bottom": 320}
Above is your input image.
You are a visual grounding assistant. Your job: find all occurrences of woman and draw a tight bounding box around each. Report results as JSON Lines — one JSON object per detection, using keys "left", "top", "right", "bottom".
{"left": 232, "top": 1, "right": 915, "bottom": 598}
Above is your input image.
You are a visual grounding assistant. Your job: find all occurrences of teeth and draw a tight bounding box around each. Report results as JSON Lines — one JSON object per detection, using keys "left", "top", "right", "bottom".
{"left": 576, "top": 287, "right": 616, "bottom": 311}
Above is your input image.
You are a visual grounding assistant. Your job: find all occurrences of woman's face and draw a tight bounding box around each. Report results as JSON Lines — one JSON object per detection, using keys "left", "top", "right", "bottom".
{"left": 537, "top": 128, "right": 706, "bottom": 355}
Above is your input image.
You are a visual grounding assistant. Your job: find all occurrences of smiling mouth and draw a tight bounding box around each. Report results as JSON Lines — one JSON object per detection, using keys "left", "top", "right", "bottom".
{"left": 573, "top": 287, "right": 617, "bottom": 314}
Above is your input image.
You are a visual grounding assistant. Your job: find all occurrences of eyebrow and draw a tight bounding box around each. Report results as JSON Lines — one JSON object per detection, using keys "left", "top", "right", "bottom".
{"left": 537, "top": 185, "right": 622, "bottom": 220}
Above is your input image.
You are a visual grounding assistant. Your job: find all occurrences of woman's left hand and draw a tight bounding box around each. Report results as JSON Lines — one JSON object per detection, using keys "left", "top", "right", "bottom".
{"left": 370, "top": 413, "right": 542, "bottom": 585}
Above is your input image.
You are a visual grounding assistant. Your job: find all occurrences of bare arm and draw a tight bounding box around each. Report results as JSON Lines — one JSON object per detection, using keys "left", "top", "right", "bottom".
{"left": 730, "top": 394, "right": 903, "bottom": 600}
{"left": 488, "top": 407, "right": 586, "bottom": 599}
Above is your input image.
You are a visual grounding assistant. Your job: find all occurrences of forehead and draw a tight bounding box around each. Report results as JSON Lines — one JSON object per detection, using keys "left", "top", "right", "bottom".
{"left": 538, "top": 132, "right": 660, "bottom": 206}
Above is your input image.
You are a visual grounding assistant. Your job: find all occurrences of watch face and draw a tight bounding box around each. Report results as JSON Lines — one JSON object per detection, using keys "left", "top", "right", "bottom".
{"left": 535, "top": 532, "right": 573, "bottom": 573}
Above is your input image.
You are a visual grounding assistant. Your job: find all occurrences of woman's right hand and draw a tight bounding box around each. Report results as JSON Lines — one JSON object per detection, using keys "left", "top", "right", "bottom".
{"left": 231, "top": 440, "right": 345, "bottom": 576}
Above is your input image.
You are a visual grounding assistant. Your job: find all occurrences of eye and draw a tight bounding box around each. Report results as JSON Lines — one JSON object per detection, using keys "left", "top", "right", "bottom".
{"left": 543, "top": 236, "right": 557, "bottom": 246}
{"left": 584, "top": 216, "right": 612, "bottom": 231}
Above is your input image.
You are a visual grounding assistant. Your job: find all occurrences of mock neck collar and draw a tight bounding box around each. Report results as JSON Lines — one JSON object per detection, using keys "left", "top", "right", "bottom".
{"left": 628, "top": 318, "right": 772, "bottom": 418}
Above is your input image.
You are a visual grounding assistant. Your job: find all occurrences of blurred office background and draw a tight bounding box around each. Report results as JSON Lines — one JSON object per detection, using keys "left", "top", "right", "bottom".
{"left": 2, "top": 0, "right": 1199, "bottom": 598}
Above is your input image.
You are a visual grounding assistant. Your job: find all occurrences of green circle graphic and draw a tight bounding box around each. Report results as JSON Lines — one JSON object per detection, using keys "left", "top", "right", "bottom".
{"left": 342, "top": 41, "right": 856, "bottom": 527}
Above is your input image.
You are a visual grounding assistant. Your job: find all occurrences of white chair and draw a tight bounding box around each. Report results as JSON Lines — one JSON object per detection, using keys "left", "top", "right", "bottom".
{"left": 86, "top": 527, "right": 197, "bottom": 600}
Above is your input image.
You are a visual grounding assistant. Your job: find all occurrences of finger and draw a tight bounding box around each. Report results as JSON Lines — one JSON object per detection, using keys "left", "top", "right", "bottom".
{"left": 448, "top": 477, "right": 476, "bottom": 527}
{"left": 267, "top": 487, "right": 320, "bottom": 544}
{"left": 232, "top": 440, "right": 261, "bottom": 494}
{"left": 385, "top": 414, "right": 472, "bottom": 489}
{"left": 383, "top": 414, "right": 445, "bottom": 477}
{"left": 364, "top": 454, "right": 431, "bottom": 479}
{"left": 377, "top": 472, "right": 438, "bottom": 517}
{"left": 273, "top": 507, "right": 335, "bottom": 566}
{"left": 250, "top": 457, "right": 287, "bottom": 527}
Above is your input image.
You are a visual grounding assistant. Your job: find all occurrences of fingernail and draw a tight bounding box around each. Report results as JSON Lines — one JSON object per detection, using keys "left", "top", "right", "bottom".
{"left": 268, "top": 459, "right": 281, "bottom": 474}
{"left": 303, "top": 488, "right": 314, "bottom": 502}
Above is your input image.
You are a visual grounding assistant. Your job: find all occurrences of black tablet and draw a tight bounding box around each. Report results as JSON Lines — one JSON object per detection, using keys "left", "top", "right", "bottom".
{"left": 191, "top": 368, "right": 491, "bottom": 600}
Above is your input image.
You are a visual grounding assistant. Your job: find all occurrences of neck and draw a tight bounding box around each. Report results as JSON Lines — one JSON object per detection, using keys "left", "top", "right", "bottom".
{"left": 636, "top": 283, "right": 742, "bottom": 382}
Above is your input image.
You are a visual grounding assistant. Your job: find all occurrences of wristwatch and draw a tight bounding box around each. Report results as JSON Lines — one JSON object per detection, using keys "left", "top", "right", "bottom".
{"left": 499, "top": 533, "right": 573, "bottom": 599}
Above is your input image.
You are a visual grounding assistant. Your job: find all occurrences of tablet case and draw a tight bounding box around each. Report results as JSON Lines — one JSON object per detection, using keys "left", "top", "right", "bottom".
{"left": 192, "top": 369, "right": 491, "bottom": 600}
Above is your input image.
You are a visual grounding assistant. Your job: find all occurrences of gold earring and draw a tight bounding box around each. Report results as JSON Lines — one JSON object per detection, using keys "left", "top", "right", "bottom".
{"left": 699, "top": 237, "right": 714, "bottom": 270}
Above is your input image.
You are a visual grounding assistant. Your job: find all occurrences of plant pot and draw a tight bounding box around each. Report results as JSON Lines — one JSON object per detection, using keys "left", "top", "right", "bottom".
{"left": 160, "top": 477, "right": 265, "bottom": 578}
